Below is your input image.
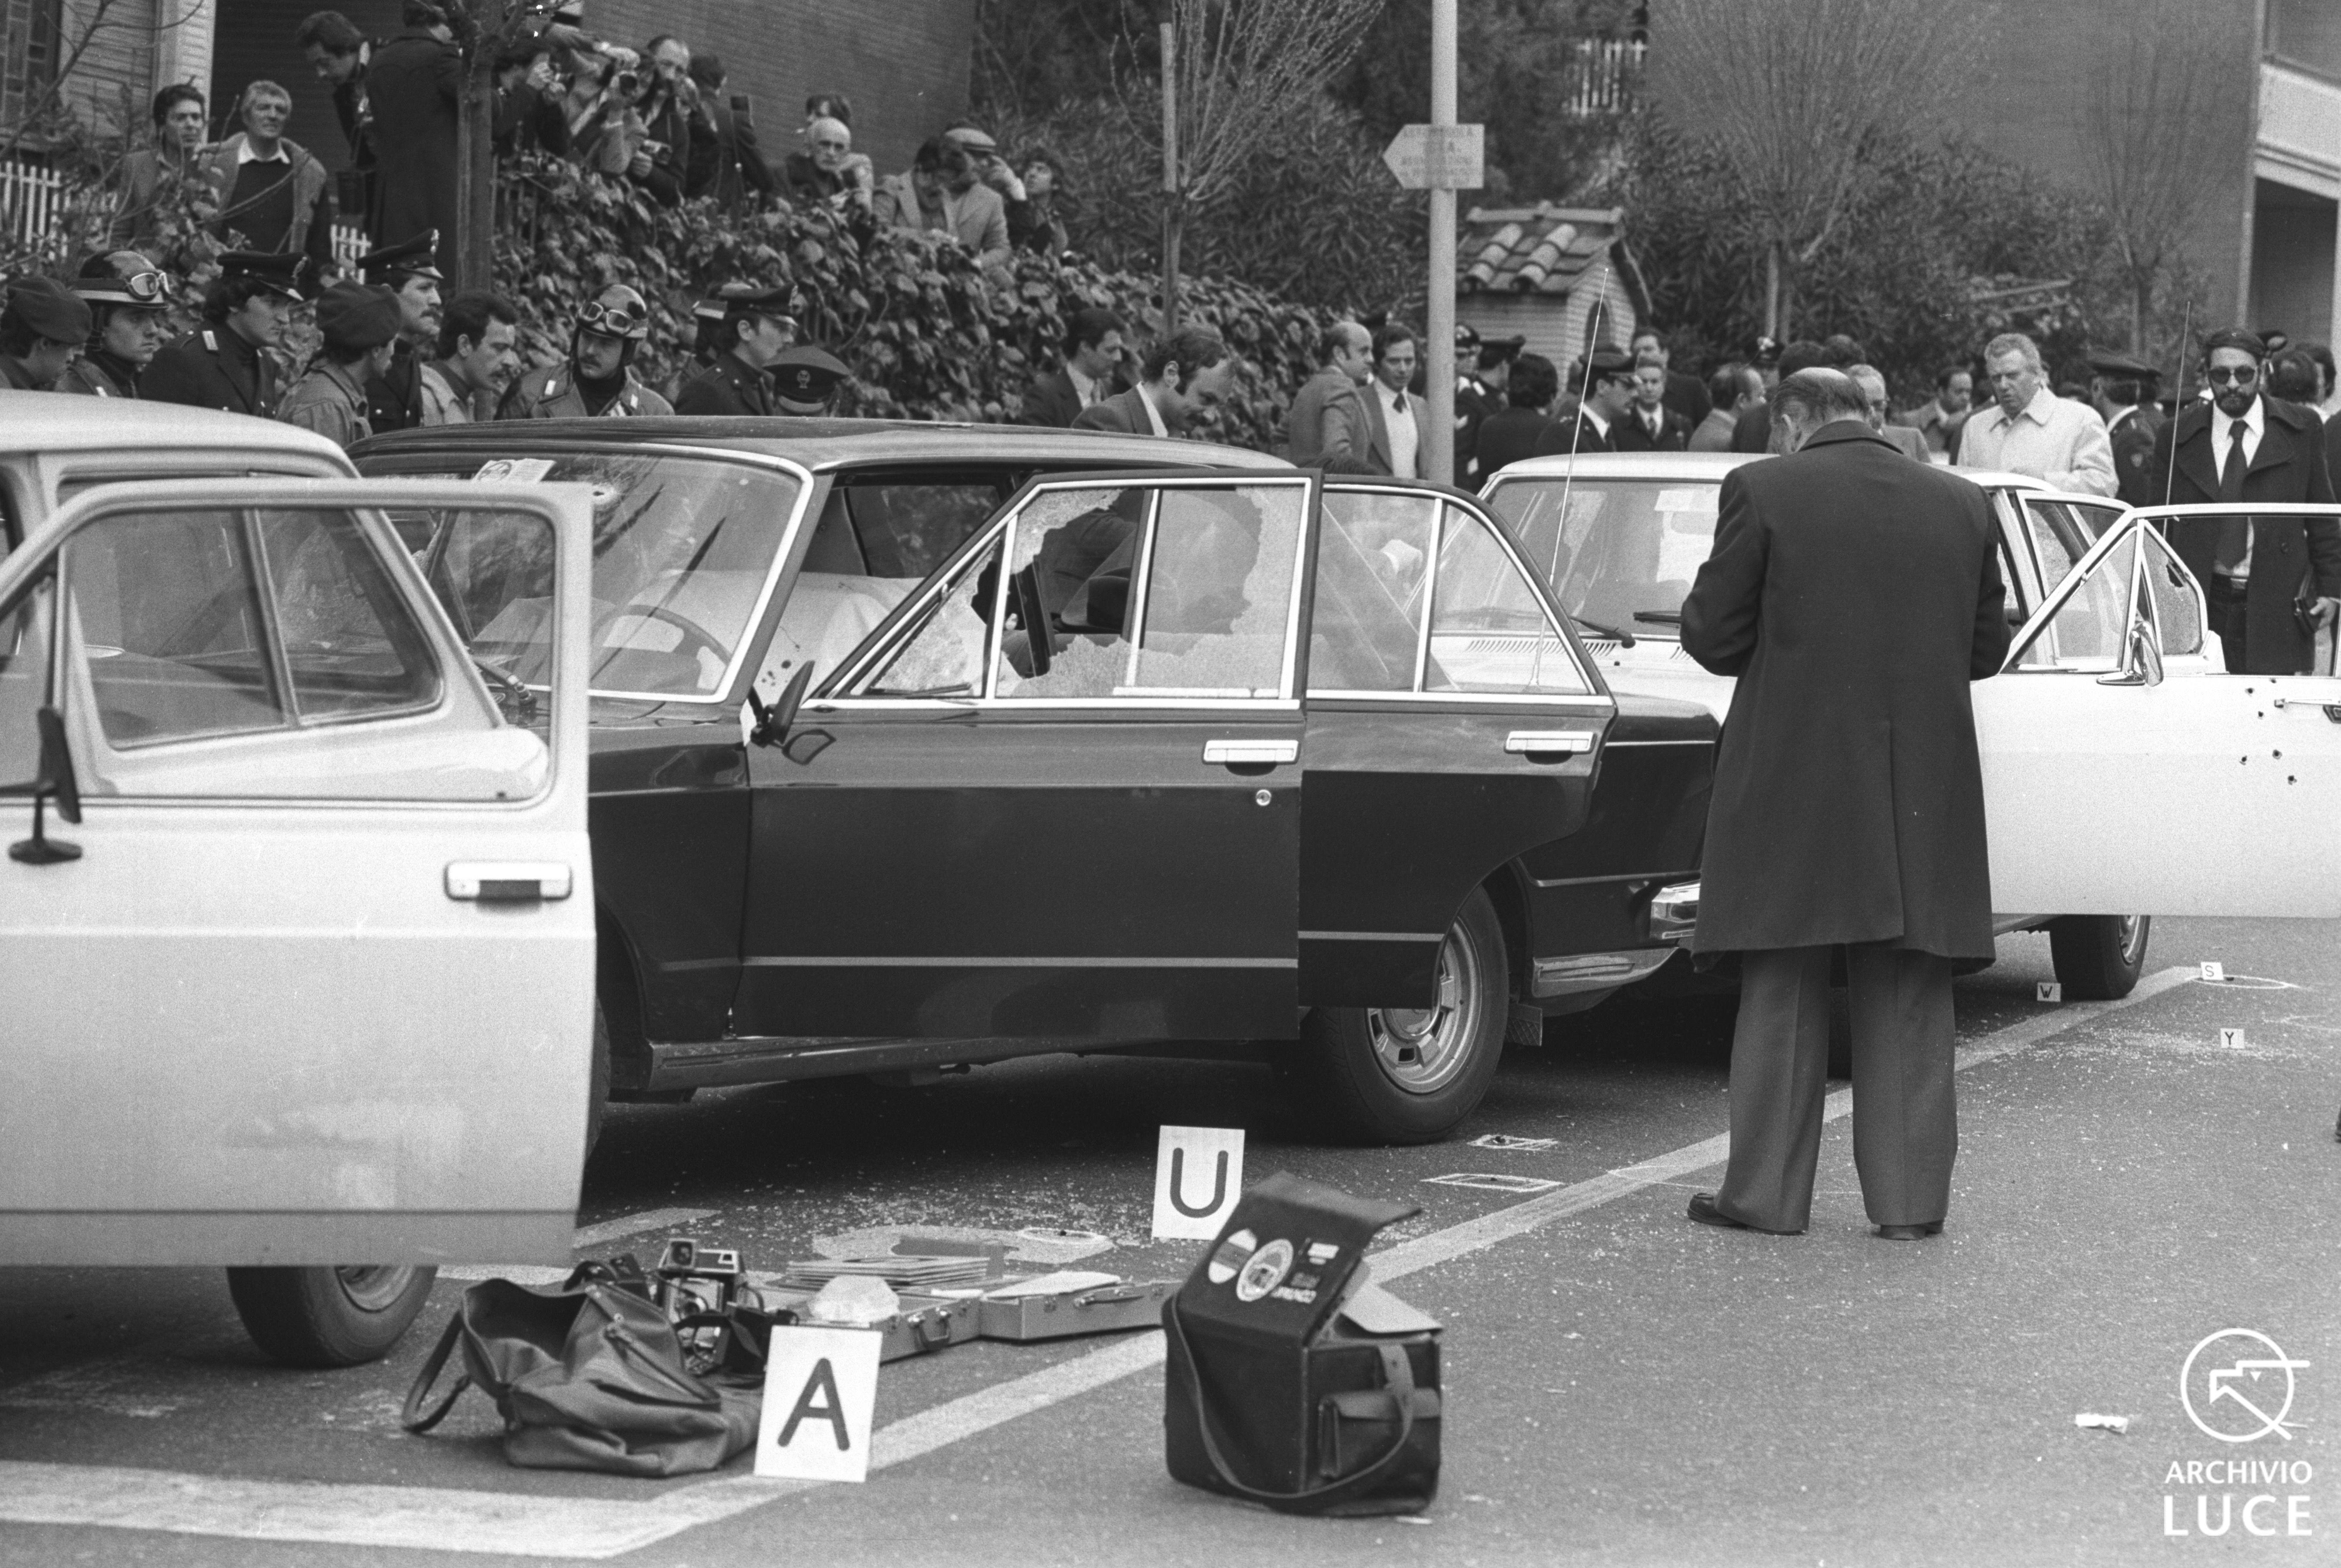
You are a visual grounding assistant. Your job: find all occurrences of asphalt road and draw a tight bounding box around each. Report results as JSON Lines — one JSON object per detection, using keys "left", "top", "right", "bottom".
{"left": 3, "top": 917, "right": 2335, "bottom": 1567}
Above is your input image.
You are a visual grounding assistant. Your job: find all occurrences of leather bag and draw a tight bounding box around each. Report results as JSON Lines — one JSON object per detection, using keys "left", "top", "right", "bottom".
{"left": 400, "top": 1271, "right": 763, "bottom": 1477}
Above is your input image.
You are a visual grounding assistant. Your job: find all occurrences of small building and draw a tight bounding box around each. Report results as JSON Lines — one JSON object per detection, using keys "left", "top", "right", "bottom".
{"left": 1454, "top": 202, "right": 1641, "bottom": 373}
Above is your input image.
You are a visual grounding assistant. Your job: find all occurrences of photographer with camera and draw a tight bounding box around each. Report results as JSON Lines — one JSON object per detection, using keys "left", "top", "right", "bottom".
{"left": 564, "top": 47, "right": 648, "bottom": 181}
{"left": 627, "top": 34, "right": 702, "bottom": 207}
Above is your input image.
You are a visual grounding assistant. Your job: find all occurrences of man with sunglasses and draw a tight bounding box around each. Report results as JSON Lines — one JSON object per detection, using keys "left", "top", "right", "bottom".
{"left": 59, "top": 251, "right": 173, "bottom": 398}
{"left": 498, "top": 282, "right": 672, "bottom": 419}
{"left": 1954, "top": 332, "right": 2116, "bottom": 496}
{"left": 673, "top": 283, "right": 797, "bottom": 416}
{"left": 2150, "top": 327, "right": 2341, "bottom": 675}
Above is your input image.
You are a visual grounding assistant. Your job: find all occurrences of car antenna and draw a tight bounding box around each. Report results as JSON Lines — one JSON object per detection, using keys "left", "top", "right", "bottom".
{"left": 1549, "top": 260, "right": 1632, "bottom": 647}
{"left": 2160, "top": 295, "right": 2193, "bottom": 513}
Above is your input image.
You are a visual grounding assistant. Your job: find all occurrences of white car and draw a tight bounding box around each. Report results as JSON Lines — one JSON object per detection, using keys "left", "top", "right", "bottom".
{"left": 0, "top": 453, "right": 599, "bottom": 1367}
{"left": 1481, "top": 454, "right": 2336, "bottom": 995}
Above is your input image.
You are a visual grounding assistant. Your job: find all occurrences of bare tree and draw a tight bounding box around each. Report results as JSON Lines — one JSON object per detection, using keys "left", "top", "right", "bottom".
{"left": 1645, "top": 0, "right": 1972, "bottom": 340}
{"left": 1132, "top": 0, "right": 1383, "bottom": 328}
{"left": 437, "top": 0, "right": 564, "bottom": 293}
{"left": 2079, "top": 0, "right": 2254, "bottom": 353}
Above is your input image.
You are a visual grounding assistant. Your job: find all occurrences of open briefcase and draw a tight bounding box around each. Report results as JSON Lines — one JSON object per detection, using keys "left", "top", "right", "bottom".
{"left": 1163, "top": 1171, "right": 1442, "bottom": 1516}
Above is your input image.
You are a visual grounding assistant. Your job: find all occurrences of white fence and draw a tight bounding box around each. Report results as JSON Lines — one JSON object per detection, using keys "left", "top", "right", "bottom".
{"left": 1566, "top": 37, "right": 1646, "bottom": 120}
{"left": 3, "top": 155, "right": 366, "bottom": 265}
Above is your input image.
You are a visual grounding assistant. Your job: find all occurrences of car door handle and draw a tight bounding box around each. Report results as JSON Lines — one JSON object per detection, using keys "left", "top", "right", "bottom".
{"left": 2269, "top": 697, "right": 2341, "bottom": 722}
{"left": 1505, "top": 731, "right": 1595, "bottom": 756}
{"left": 1203, "top": 740, "right": 1298, "bottom": 766}
{"left": 446, "top": 861, "right": 574, "bottom": 902}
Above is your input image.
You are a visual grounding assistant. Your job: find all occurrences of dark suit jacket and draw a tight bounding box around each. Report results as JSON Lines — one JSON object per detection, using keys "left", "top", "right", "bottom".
{"left": 1473, "top": 407, "right": 1561, "bottom": 475}
{"left": 2107, "top": 405, "right": 2159, "bottom": 508}
{"left": 1070, "top": 387, "right": 1156, "bottom": 436}
{"left": 1730, "top": 400, "right": 1772, "bottom": 454}
{"left": 674, "top": 350, "right": 777, "bottom": 416}
{"left": 366, "top": 30, "right": 460, "bottom": 269}
{"left": 1020, "top": 368, "right": 1085, "bottom": 428}
{"left": 1683, "top": 422, "right": 2007, "bottom": 959}
{"left": 1535, "top": 411, "right": 1615, "bottom": 456}
{"left": 1455, "top": 379, "right": 1501, "bottom": 487}
{"left": 1283, "top": 366, "right": 1374, "bottom": 470}
{"left": 2149, "top": 395, "right": 2341, "bottom": 674}
{"left": 1662, "top": 367, "right": 1712, "bottom": 429}
{"left": 1613, "top": 406, "right": 1693, "bottom": 453}
{"left": 140, "top": 325, "right": 279, "bottom": 418}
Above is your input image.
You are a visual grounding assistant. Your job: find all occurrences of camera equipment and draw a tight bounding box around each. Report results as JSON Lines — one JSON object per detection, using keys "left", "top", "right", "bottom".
{"left": 654, "top": 1238, "right": 745, "bottom": 1316}
{"left": 613, "top": 69, "right": 640, "bottom": 97}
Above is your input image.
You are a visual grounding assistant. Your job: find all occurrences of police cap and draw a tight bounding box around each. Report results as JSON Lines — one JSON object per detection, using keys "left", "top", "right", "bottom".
{"left": 2086, "top": 348, "right": 2159, "bottom": 381}
{"left": 771, "top": 344, "right": 850, "bottom": 411}
{"left": 1585, "top": 346, "right": 1636, "bottom": 383}
{"left": 218, "top": 251, "right": 308, "bottom": 301}
{"left": 4, "top": 274, "right": 93, "bottom": 344}
{"left": 316, "top": 282, "right": 405, "bottom": 351}
{"left": 356, "top": 230, "right": 444, "bottom": 285}
{"left": 714, "top": 282, "right": 799, "bottom": 326}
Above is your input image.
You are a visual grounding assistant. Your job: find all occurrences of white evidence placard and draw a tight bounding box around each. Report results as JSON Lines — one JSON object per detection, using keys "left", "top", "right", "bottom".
{"left": 1152, "top": 1125, "right": 1245, "bottom": 1240}
{"left": 754, "top": 1326, "right": 882, "bottom": 1482}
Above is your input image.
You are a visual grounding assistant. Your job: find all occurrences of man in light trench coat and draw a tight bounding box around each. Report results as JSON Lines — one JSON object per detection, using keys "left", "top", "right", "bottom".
{"left": 1680, "top": 369, "right": 2012, "bottom": 1239}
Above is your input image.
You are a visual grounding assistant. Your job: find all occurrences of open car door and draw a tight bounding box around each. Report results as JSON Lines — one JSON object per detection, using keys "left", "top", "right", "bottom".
{"left": 1975, "top": 505, "right": 2341, "bottom": 916}
{"left": 0, "top": 478, "right": 595, "bottom": 1267}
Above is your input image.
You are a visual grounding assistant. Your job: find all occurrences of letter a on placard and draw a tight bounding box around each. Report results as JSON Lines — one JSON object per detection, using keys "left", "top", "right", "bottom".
{"left": 1153, "top": 1125, "right": 1244, "bottom": 1240}
{"left": 754, "top": 1326, "right": 881, "bottom": 1481}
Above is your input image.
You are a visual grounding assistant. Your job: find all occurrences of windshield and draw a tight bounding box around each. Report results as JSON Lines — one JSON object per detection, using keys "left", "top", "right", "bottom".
{"left": 379, "top": 453, "right": 803, "bottom": 699}
{"left": 1484, "top": 477, "right": 1720, "bottom": 636}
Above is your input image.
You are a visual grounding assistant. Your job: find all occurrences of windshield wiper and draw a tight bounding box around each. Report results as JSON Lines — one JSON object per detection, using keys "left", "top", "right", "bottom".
{"left": 472, "top": 657, "right": 540, "bottom": 723}
{"left": 1571, "top": 614, "right": 1636, "bottom": 647}
{"left": 1634, "top": 610, "right": 1683, "bottom": 625}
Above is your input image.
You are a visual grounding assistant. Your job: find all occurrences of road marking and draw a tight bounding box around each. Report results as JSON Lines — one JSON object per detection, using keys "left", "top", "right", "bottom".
{"left": 0, "top": 968, "right": 2192, "bottom": 1556}
{"left": 439, "top": 1206, "right": 716, "bottom": 1283}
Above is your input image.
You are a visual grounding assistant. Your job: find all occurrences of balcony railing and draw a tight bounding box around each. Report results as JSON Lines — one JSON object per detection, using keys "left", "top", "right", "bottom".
{"left": 1566, "top": 37, "right": 1646, "bottom": 121}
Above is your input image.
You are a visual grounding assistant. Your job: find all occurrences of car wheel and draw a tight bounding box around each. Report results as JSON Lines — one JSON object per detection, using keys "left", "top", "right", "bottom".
{"left": 2049, "top": 914, "right": 2151, "bottom": 1001}
{"left": 225, "top": 1264, "right": 437, "bottom": 1368}
{"left": 587, "top": 998, "right": 611, "bottom": 1159}
{"left": 1291, "top": 888, "right": 1508, "bottom": 1145}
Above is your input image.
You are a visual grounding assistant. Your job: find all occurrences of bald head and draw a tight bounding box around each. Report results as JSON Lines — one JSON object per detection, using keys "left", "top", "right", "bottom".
{"left": 1769, "top": 368, "right": 1870, "bottom": 453}
{"left": 1321, "top": 320, "right": 1373, "bottom": 385}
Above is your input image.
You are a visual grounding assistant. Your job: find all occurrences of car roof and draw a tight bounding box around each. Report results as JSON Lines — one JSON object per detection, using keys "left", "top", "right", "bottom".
{"left": 1484, "top": 450, "right": 2057, "bottom": 494}
{"left": 0, "top": 390, "right": 351, "bottom": 463}
{"left": 352, "top": 416, "right": 1294, "bottom": 474}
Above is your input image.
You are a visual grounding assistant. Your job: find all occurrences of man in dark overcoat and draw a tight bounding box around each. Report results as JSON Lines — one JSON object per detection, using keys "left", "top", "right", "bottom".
{"left": 1681, "top": 369, "right": 2011, "bottom": 1240}
{"left": 2149, "top": 327, "right": 2341, "bottom": 675}
{"left": 365, "top": 5, "right": 460, "bottom": 275}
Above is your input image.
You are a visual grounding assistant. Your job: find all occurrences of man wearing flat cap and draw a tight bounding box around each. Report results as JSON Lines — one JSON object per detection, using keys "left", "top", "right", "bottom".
{"left": 674, "top": 284, "right": 799, "bottom": 416}
{"left": 59, "top": 251, "right": 174, "bottom": 398}
{"left": 143, "top": 251, "right": 306, "bottom": 417}
{"left": 354, "top": 231, "right": 444, "bottom": 433}
{"left": 281, "top": 281, "right": 403, "bottom": 448}
{"left": 0, "top": 276, "right": 93, "bottom": 391}
{"left": 769, "top": 344, "right": 850, "bottom": 416}
{"left": 2088, "top": 349, "right": 2163, "bottom": 509}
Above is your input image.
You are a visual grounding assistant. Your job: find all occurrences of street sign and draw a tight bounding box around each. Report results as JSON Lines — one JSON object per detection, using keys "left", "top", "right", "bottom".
{"left": 1382, "top": 124, "right": 1484, "bottom": 191}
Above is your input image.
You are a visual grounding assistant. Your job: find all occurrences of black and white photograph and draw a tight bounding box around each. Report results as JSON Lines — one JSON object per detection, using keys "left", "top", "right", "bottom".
{"left": 0, "top": 0, "right": 2336, "bottom": 1563}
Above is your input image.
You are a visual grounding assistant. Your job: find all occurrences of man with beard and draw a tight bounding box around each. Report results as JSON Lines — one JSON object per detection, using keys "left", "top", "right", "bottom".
{"left": 498, "top": 283, "right": 673, "bottom": 418}
{"left": 2150, "top": 327, "right": 2341, "bottom": 674}
{"left": 419, "top": 289, "right": 521, "bottom": 423}
{"left": 140, "top": 251, "right": 306, "bottom": 416}
{"left": 59, "top": 252, "right": 174, "bottom": 398}
{"left": 354, "top": 231, "right": 442, "bottom": 432}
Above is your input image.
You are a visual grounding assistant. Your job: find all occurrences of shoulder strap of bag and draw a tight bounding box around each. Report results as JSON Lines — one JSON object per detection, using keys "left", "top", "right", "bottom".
{"left": 1163, "top": 1295, "right": 1420, "bottom": 1512}
{"left": 398, "top": 1311, "right": 472, "bottom": 1434}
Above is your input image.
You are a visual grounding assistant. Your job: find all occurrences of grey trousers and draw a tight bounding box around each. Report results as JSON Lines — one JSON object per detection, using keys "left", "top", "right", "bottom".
{"left": 1713, "top": 942, "right": 1957, "bottom": 1233}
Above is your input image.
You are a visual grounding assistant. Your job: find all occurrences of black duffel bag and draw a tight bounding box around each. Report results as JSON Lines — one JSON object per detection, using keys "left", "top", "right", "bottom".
{"left": 1163, "top": 1172, "right": 1442, "bottom": 1516}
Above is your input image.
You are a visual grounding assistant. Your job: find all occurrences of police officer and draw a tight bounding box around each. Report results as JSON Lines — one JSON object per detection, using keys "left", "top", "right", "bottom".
{"left": 0, "top": 275, "right": 93, "bottom": 390}
{"left": 673, "top": 284, "right": 799, "bottom": 415}
{"left": 59, "top": 251, "right": 174, "bottom": 398}
{"left": 280, "top": 282, "right": 404, "bottom": 449}
{"left": 769, "top": 344, "right": 851, "bottom": 415}
{"left": 141, "top": 251, "right": 306, "bottom": 416}
{"left": 498, "top": 282, "right": 674, "bottom": 418}
{"left": 354, "top": 230, "right": 443, "bottom": 432}
{"left": 2089, "top": 349, "right": 2163, "bottom": 509}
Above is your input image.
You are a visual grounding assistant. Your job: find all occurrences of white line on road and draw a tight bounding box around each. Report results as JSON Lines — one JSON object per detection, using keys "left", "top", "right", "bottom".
{"left": 0, "top": 969, "right": 2193, "bottom": 1557}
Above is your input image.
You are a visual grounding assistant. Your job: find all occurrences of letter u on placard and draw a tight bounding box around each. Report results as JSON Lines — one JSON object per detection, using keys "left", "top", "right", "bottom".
{"left": 1153, "top": 1125, "right": 1244, "bottom": 1240}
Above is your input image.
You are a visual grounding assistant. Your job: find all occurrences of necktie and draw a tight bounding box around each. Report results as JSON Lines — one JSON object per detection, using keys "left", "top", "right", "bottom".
{"left": 2214, "top": 421, "right": 2249, "bottom": 573}
{"left": 1392, "top": 390, "right": 1407, "bottom": 416}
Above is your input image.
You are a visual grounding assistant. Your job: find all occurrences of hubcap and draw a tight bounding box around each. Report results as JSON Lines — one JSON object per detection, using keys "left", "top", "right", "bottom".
{"left": 333, "top": 1264, "right": 418, "bottom": 1314}
{"left": 2116, "top": 914, "right": 2148, "bottom": 965}
{"left": 1365, "top": 923, "right": 1484, "bottom": 1095}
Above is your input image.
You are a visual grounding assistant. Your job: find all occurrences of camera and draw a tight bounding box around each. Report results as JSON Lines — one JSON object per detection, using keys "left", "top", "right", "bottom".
{"left": 654, "top": 1238, "right": 745, "bottom": 1317}
{"left": 612, "top": 68, "right": 640, "bottom": 98}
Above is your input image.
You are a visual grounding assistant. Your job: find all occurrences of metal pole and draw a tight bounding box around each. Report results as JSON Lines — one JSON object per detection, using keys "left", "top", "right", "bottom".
{"left": 1160, "top": 21, "right": 1180, "bottom": 333}
{"left": 1424, "top": 0, "right": 1458, "bottom": 487}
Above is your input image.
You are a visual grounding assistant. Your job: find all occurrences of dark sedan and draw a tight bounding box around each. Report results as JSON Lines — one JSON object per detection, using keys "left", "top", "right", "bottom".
{"left": 354, "top": 421, "right": 1712, "bottom": 1143}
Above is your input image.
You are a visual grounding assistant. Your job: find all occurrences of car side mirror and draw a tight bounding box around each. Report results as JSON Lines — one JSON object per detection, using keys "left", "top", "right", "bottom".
{"left": 746, "top": 662, "right": 815, "bottom": 748}
{"left": 2096, "top": 615, "right": 2164, "bottom": 689}
{"left": 9, "top": 705, "right": 83, "bottom": 865}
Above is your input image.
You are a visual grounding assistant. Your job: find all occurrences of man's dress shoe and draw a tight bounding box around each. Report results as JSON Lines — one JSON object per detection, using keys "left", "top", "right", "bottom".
{"left": 1686, "top": 1192, "right": 1802, "bottom": 1235}
{"left": 1872, "top": 1221, "right": 1945, "bottom": 1240}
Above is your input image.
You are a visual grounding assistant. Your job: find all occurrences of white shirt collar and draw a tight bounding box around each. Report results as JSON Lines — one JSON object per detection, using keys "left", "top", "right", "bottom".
{"left": 1374, "top": 378, "right": 1409, "bottom": 409}
{"left": 2212, "top": 395, "right": 2264, "bottom": 447}
{"left": 1066, "top": 362, "right": 1098, "bottom": 406}
{"left": 236, "top": 137, "right": 292, "bottom": 165}
{"left": 2006, "top": 386, "right": 2057, "bottom": 427}
{"left": 1581, "top": 406, "right": 1611, "bottom": 440}
{"left": 1136, "top": 382, "right": 1169, "bottom": 438}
